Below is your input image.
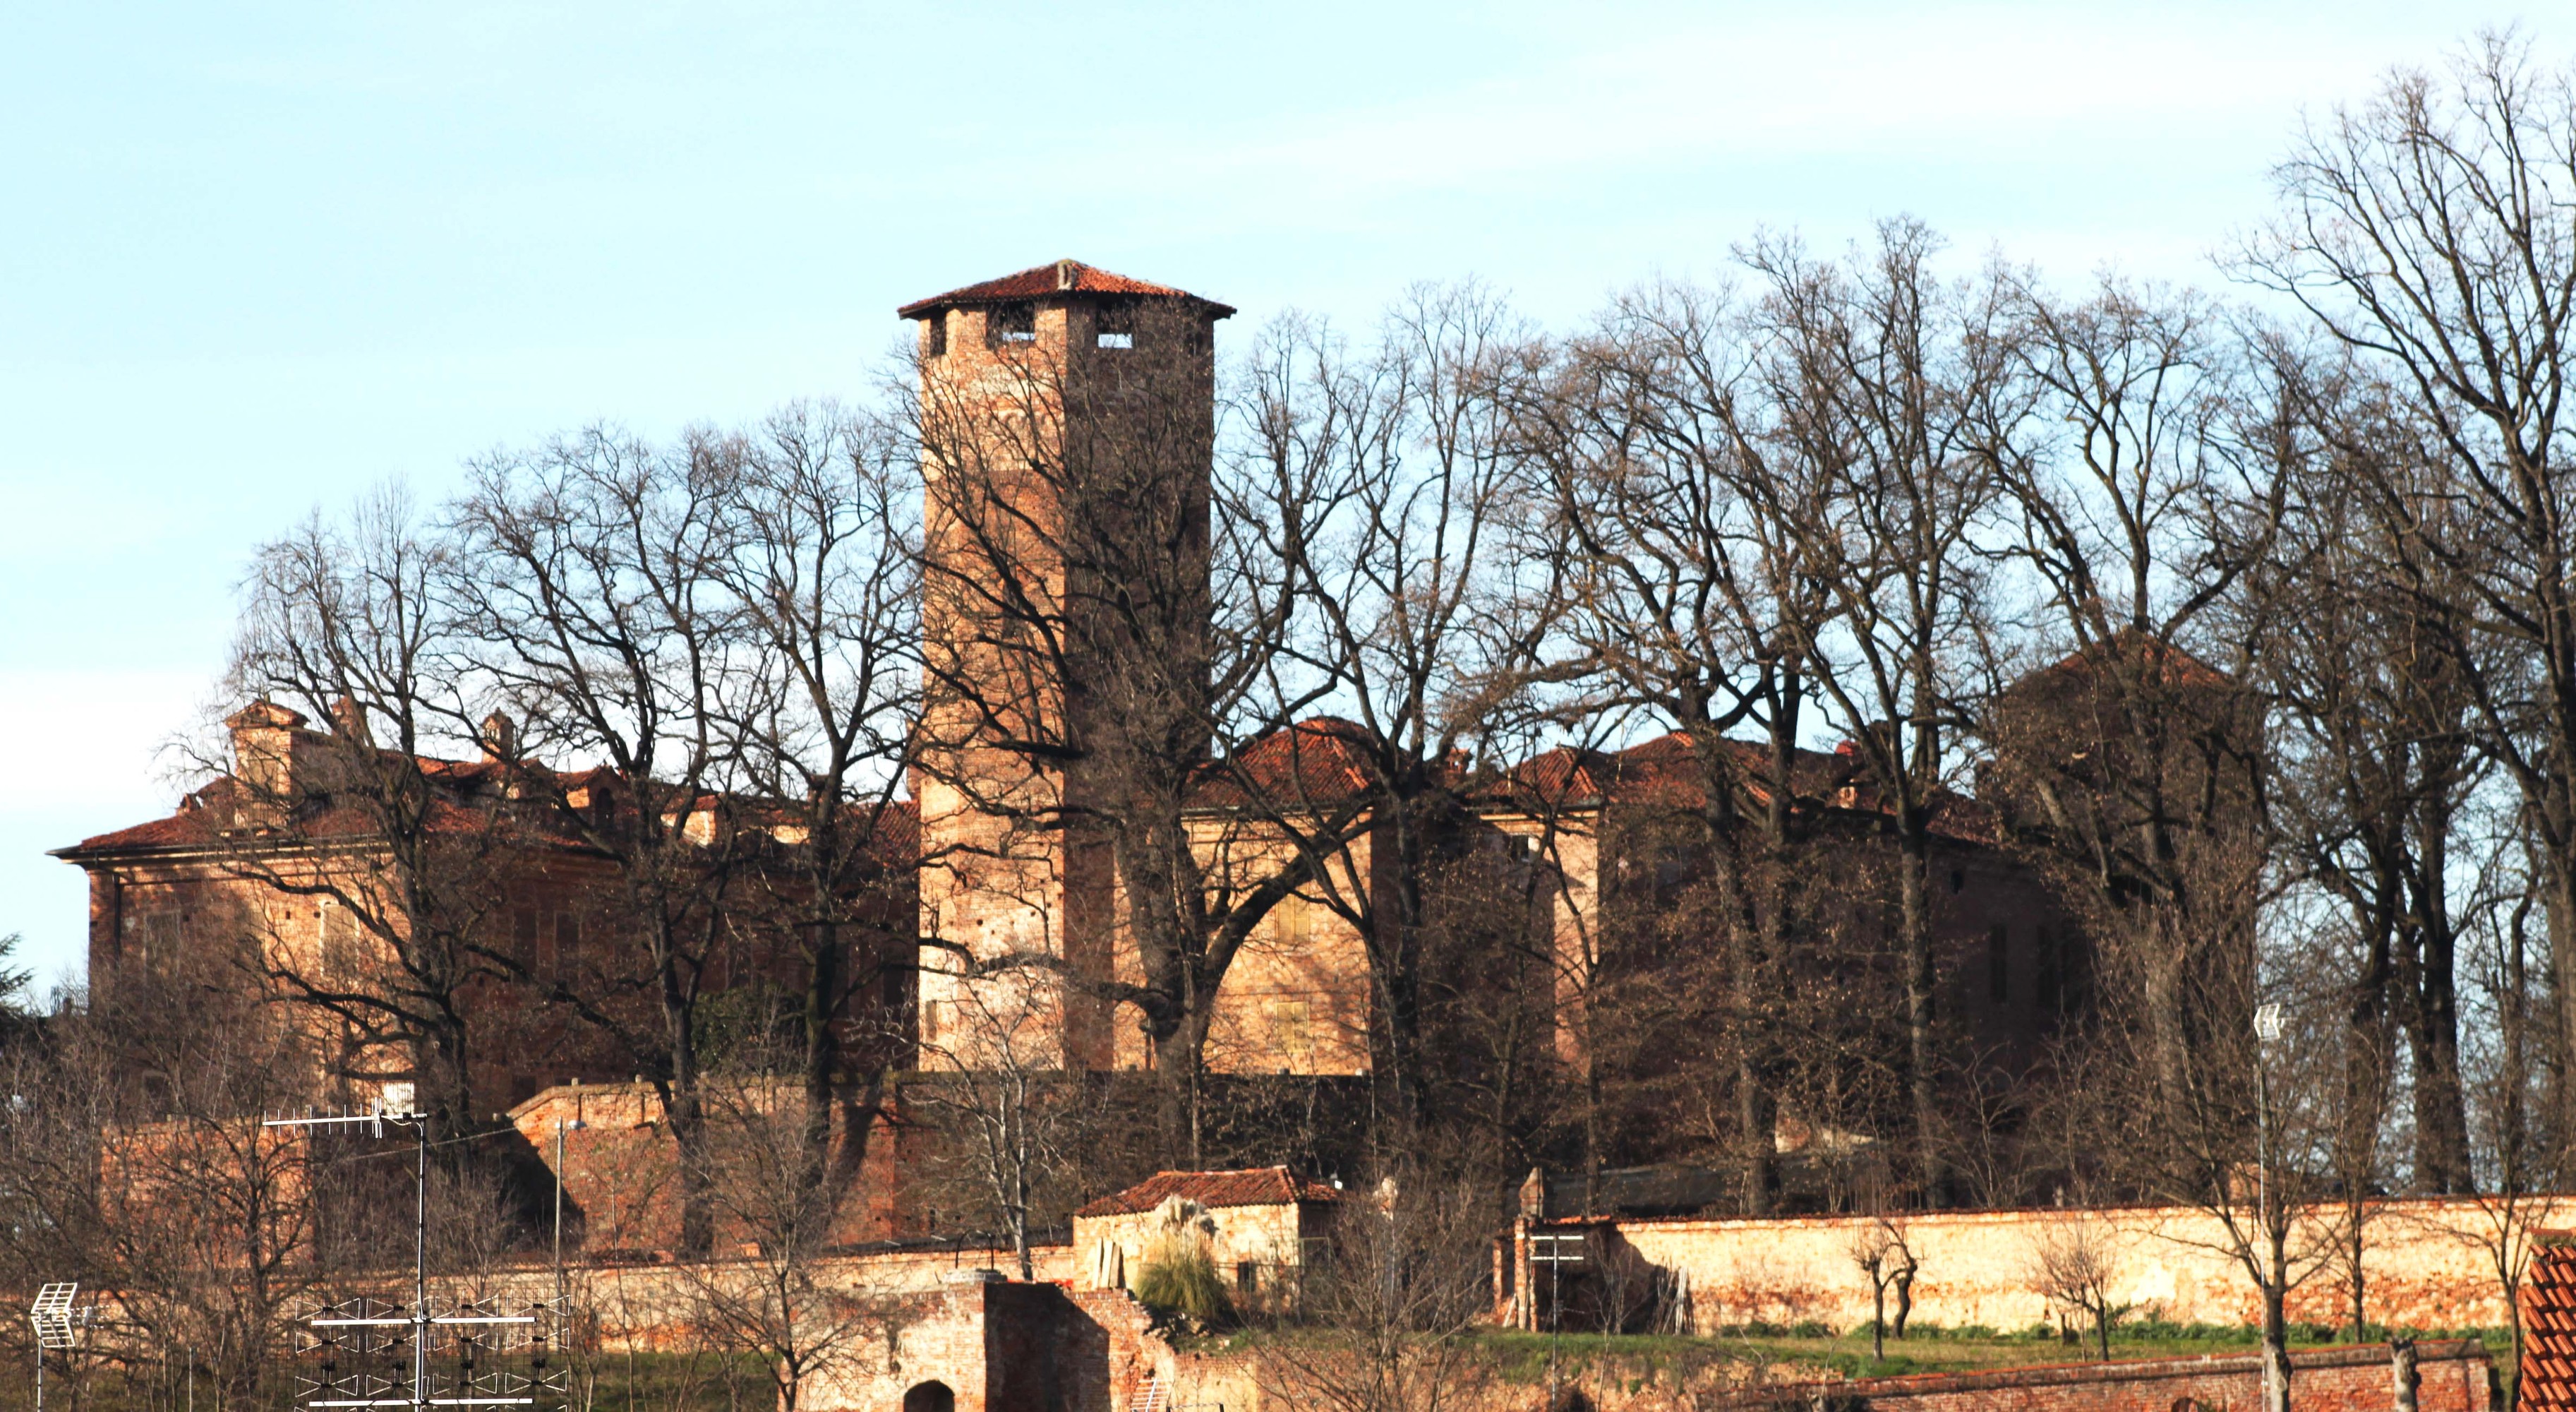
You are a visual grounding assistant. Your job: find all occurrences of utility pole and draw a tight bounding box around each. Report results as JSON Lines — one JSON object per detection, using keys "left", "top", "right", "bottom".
{"left": 2255, "top": 1003, "right": 2288, "bottom": 1412}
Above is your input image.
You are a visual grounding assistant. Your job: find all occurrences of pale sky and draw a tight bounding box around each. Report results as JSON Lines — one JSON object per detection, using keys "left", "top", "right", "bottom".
{"left": 1, "top": 1, "right": 2559, "bottom": 990}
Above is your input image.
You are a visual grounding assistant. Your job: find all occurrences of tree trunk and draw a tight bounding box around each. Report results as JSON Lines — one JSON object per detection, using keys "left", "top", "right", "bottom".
{"left": 2262, "top": 1279, "right": 2292, "bottom": 1412}
{"left": 800, "top": 918, "right": 843, "bottom": 1213}
{"left": 1155, "top": 1008, "right": 1212, "bottom": 1166}
{"left": 2409, "top": 798, "right": 2473, "bottom": 1192}
{"left": 1898, "top": 839, "right": 1943, "bottom": 1205}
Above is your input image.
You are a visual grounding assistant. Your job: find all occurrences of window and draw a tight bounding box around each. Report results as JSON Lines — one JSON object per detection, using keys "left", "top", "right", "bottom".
{"left": 1095, "top": 303, "right": 1134, "bottom": 349}
{"left": 553, "top": 913, "right": 580, "bottom": 981}
{"left": 1987, "top": 924, "right": 2009, "bottom": 1002}
{"left": 1268, "top": 998, "right": 1314, "bottom": 1072}
{"left": 322, "top": 902, "right": 361, "bottom": 980}
{"left": 987, "top": 302, "right": 1035, "bottom": 345}
{"left": 1949, "top": 869, "right": 1966, "bottom": 895}
{"left": 1272, "top": 895, "right": 1312, "bottom": 947}
{"left": 925, "top": 312, "right": 947, "bottom": 357}
{"left": 1236, "top": 1260, "right": 1258, "bottom": 1294}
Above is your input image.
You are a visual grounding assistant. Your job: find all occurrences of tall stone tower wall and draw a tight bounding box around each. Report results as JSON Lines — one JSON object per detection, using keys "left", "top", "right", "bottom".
{"left": 903, "top": 261, "right": 1227, "bottom": 1071}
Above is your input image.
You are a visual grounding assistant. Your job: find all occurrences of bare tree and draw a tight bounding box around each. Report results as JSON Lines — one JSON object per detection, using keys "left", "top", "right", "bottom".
{"left": 1848, "top": 1218, "right": 1918, "bottom": 1361}
{"left": 1735, "top": 220, "right": 2026, "bottom": 1202}
{"left": 1505, "top": 276, "right": 1842, "bottom": 1211}
{"left": 0, "top": 945, "right": 336, "bottom": 1407}
{"left": 910, "top": 975, "right": 1079, "bottom": 1280}
{"left": 1229, "top": 286, "right": 1565, "bottom": 1142}
{"left": 2029, "top": 1213, "right": 2128, "bottom": 1360}
{"left": 680, "top": 1056, "right": 906, "bottom": 1412}
{"left": 447, "top": 427, "right": 754, "bottom": 1254}
{"left": 1251, "top": 1176, "right": 1497, "bottom": 1412}
{"left": 701, "top": 402, "right": 921, "bottom": 1226}
{"left": 222, "top": 486, "right": 519, "bottom": 1151}
{"left": 2245, "top": 32, "right": 2576, "bottom": 1154}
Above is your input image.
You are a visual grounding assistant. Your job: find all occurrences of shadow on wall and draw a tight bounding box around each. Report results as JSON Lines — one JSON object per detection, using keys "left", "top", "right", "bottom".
{"left": 1536, "top": 1225, "right": 1691, "bottom": 1335}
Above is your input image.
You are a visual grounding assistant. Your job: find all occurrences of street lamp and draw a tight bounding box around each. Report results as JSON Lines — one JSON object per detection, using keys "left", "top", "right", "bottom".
{"left": 2253, "top": 1002, "right": 2287, "bottom": 1412}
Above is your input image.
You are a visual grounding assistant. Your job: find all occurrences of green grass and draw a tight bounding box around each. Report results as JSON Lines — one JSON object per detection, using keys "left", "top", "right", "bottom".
{"left": 0, "top": 1352, "right": 770, "bottom": 1412}
{"left": 1466, "top": 1322, "right": 2521, "bottom": 1387}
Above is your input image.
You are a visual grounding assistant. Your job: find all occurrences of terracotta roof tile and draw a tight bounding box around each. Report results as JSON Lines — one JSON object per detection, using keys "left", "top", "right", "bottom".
{"left": 1189, "top": 718, "right": 1379, "bottom": 811}
{"left": 898, "top": 260, "right": 1234, "bottom": 319}
{"left": 1073, "top": 1166, "right": 1337, "bottom": 1219}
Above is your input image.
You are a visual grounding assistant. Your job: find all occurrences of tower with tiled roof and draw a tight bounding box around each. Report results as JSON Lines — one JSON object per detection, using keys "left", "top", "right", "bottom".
{"left": 902, "top": 260, "right": 1232, "bottom": 1070}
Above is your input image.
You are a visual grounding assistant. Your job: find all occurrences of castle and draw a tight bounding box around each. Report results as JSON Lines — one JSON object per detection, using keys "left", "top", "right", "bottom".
{"left": 53, "top": 262, "right": 2086, "bottom": 1233}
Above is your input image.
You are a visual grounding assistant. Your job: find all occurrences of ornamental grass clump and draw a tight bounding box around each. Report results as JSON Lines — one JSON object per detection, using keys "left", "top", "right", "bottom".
{"left": 1135, "top": 1231, "right": 1234, "bottom": 1327}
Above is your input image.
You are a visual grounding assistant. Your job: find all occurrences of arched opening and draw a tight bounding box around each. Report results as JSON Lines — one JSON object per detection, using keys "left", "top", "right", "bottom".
{"left": 902, "top": 1381, "right": 955, "bottom": 1412}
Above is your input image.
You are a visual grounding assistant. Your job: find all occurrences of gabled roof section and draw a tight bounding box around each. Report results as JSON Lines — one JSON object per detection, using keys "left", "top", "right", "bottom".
{"left": 2023, "top": 626, "right": 2234, "bottom": 693}
{"left": 1189, "top": 717, "right": 1379, "bottom": 811}
{"left": 1073, "top": 1166, "right": 1339, "bottom": 1219}
{"left": 897, "top": 259, "right": 1236, "bottom": 320}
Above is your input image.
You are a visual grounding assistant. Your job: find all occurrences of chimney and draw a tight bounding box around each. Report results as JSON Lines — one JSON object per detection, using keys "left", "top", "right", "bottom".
{"left": 480, "top": 711, "right": 518, "bottom": 762}
{"left": 226, "top": 700, "right": 310, "bottom": 817}
{"left": 329, "top": 695, "right": 373, "bottom": 744}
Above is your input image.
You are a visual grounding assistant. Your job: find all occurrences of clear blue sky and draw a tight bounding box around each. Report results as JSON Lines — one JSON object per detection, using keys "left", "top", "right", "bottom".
{"left": 0, "top": 1, "right": 2555, "bottom": 991}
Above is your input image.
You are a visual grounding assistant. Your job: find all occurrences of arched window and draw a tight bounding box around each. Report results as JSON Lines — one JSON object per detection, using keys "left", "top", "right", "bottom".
{"left": 903, "top": 1381, "right": 955, "bottom": 1412}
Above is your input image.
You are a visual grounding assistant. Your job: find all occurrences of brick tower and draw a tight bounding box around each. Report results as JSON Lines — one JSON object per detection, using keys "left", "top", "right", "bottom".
{"left": 900, "top": 260, "right": 1232, "bottom": 1070}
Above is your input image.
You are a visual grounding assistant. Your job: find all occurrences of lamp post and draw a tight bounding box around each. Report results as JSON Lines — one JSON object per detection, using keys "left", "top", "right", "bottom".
{"left": 2254, "top": 1003, "right": 2287, "bottom": 1412}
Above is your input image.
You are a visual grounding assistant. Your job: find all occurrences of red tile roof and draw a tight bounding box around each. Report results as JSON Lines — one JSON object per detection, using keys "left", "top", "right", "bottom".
{"left": 1073, "top": 1166, "right": 1338, "bottom": 1219}
{"left": 2525, "top": 1231, "right": 2576, "bottom": 1409}
{"left": 55, "top": 756, "right": 919, "bottom": 865}
{"left": 1189, "top": 718, "right": 1380, "bottom": 810}
{"left": 897, "top": 260, "right": 1234, "bottom": 320}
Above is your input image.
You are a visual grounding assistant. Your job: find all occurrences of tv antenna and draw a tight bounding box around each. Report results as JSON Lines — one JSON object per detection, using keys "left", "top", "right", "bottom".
{"left": 28, "top": 1281, "right": 90, "bottom": 1412}
{"left": 264, "top": 1101, "right": 563, "bottom": 1410}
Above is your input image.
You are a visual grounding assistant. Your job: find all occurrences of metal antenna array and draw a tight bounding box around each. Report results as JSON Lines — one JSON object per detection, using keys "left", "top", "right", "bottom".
{"left": 263, "top": 1103, "right": 566, "bottom": 1411}
{"left": 28, "top": 1281, "right": 90, "bottom": 1412}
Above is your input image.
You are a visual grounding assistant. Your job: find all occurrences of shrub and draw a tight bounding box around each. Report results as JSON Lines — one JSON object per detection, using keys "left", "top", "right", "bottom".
{"left": 1133, "top": 1233, "right": 1234, "bottom": 1328}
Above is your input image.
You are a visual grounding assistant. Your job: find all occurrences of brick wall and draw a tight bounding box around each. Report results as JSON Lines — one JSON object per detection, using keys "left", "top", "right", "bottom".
{"left": 1507, "top": 1198, "right": 2558, "bottom": 1334}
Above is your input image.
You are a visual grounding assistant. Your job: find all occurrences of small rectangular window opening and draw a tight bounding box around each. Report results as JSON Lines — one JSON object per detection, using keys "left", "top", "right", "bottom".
{"left": 1095, "top": 304, "right": 1134, "bottom": 350}
{"left": 1236, "top": 1261, "right": 1258, "bottom": 1294}
{"left": 989, "top": 302, "right": 1036, "bottom": 345}
{"left": 925, "top": 313, "right": 947, "bottom": 357}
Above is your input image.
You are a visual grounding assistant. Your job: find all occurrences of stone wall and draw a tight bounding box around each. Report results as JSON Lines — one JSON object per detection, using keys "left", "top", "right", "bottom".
{"left": 1507, "top": 1198, "right": 2559, "bottom": 1334}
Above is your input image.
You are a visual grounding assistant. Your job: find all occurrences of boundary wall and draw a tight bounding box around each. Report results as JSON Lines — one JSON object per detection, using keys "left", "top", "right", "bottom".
{"left": 1506, "top": 1197, "right": 2558, "bottom": 1334}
